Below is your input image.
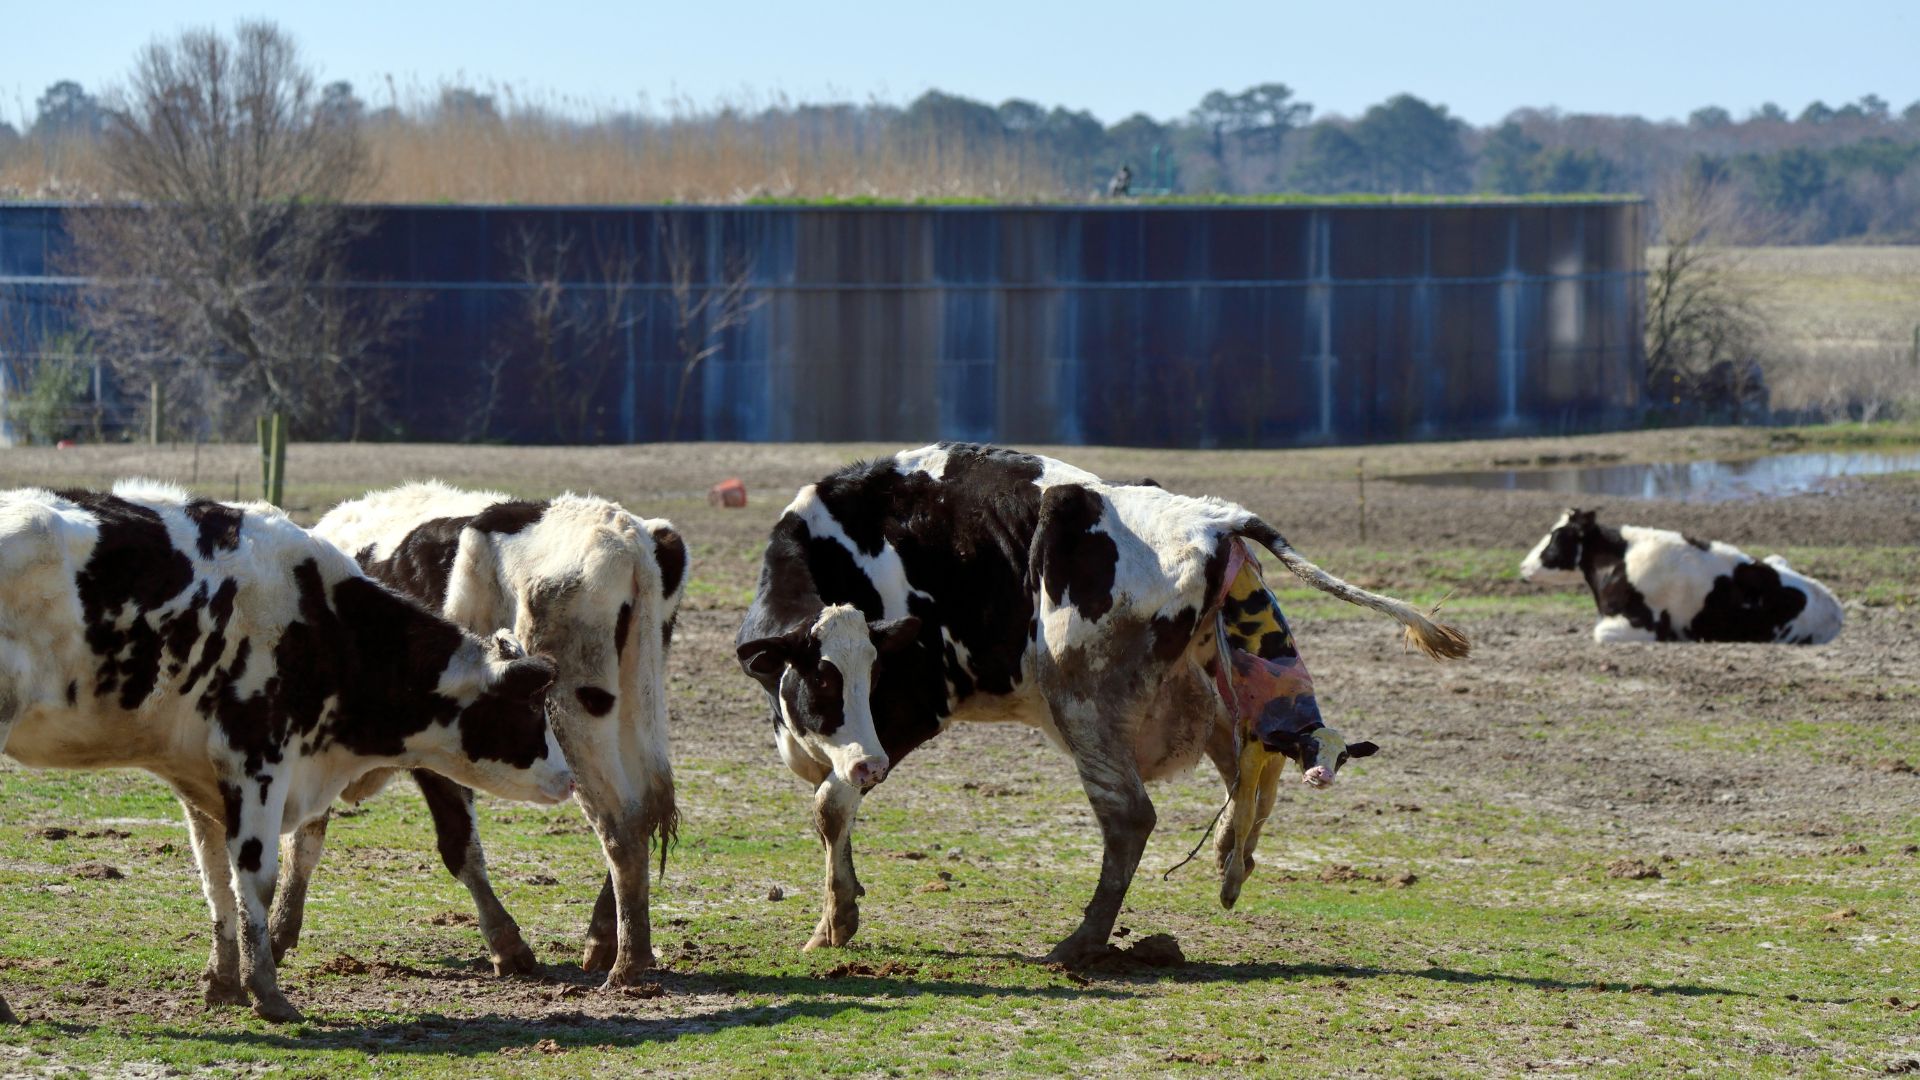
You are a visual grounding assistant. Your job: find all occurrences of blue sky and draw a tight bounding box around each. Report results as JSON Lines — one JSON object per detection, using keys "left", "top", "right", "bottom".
{"left": 5, "top": 0, "right": 1916, "bottom": 127}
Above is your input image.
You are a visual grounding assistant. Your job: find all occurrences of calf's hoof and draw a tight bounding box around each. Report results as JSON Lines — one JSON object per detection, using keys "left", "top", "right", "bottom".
{"left": 203, "top": 977, "right": 250, "bottom": 1009}
{"left": 580, "top": 938, "right": 617, "bottom": 974}
{"left": 251, "top": 993, "right": 304, "bottom": 1023}
{"left": 803, "top": 906, "right": 859, "bottom": 951}
{"left": 0, "top": 995, "right": 17, "bottom": 1024}
{"left": 1042, "top": 935, "right": 1113, "bottom": 969}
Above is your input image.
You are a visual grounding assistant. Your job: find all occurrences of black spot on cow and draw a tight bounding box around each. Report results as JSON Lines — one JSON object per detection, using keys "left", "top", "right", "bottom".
{"left": 58, "top": 491, "right": 195, "bottom": 709}
{"left": 575, "top": 686, "right": 616, "bottom": 716}
{"left": 360, "top": 517, "right": 468, "bottom": 610}
{"left": 1684, "top": 534, "right": 1712, "bottom": 552}
{"left": 1689, "top": 560, "right": 1807, "bottom": 642}
{"left": 219, "top": 781, "right": 244, "bottom": 839}
{"left": 1150, "top": 608, "right": 1197, "bottom": 662}
{"left": 179, "top": 579, "right": 237, "bottom": 695}
{"left": 183, "top": 499, "right": 244, "bottom": 559}
{"left": 651, "top": 527, "right": 687, "bottom": 597}
{"left": 66, "top": 680, "right": 77, "bottom": 706}
{"left": 256, "top": 774, "right": 273, "bottom": 804}
{"left": 800, "top": 523, "right": 887, "bottom": 621}
{"left": 237, "top": 838, "right": 263, "bottom": 873}
{"left": 1033, "top": 484, "right": 1118, "bottom": 623}
{"left": 779, "top": 659, "right": 846, "bottom": 736}
{"left": 470, "top": 500, "right": 547, "bottom": 535}
{"left": 1201, "top": 539, "right": 1234, "bottom": 609}
{"left": 613, "top": 602, "right": 634, "bottom": 656}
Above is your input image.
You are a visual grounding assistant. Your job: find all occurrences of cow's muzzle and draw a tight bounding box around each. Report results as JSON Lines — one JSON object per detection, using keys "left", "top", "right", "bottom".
{"left": 846, "top": 755, "right": 889, "bottom": 790}
{"left": 1302, "top": 765, "right": 1334, "bottom": 789}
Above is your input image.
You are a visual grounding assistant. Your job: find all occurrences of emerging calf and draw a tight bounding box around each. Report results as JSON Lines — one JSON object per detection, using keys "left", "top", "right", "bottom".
{"left": 0, "top": 482, "right": 571, "bottom": 1022}
{"left": 736, "top": 444, "right": 1467, "bottom": 965}
{"left": 270, "top": 483, "right": 686, "bottom": 987}
{"left": 1521, "top": 508, "right": 1843, "bottom": 644}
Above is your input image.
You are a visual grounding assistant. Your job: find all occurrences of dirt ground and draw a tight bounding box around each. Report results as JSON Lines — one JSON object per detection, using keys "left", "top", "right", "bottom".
{"left": 0, "top": 427, "right": 1916, "bottom": 1076}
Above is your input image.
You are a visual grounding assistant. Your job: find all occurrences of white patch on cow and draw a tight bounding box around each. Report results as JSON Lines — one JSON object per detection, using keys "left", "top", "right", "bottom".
{"left": 1593, "top": 614, "right": 1657, "bottom": 644}
{"left": 894, "top": 444, "right": 953, "bottom": 482}
{"left": 1618, "top": 526, "right": 1737, "bottom": 627}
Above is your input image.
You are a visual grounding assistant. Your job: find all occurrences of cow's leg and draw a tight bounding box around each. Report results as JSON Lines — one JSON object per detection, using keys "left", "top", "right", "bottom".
{"left": 413, "top": 769, "right": 537, "bottom": 976}
{"left": 805, "top": 774, "right": 866, "bottom": 950}
{"left": 225, "top": 776, "right": 300, "bottom": 1022}
{"left": 268, "top": 814, "right": 329, "bottom": 963}
{"left": 1045, "top": 693, "right": 1157, "bottom": 967}
{"left": 182, "top": 804, "right": 247, "bottom": 1008}
{"left": 1593, "top": 616, "right": 1656, "bottom": 644}
{"left": 577, "top": 718, "right": 671, "bottom": 985}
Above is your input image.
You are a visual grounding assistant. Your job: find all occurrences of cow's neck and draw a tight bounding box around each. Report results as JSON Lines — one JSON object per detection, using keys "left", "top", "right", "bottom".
{"left": 1576, "top": 523, "right": 1632, "bottom": 613}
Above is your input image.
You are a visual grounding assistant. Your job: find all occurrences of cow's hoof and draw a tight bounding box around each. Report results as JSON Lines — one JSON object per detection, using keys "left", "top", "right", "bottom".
{"left": 251, "top": 993, "right": 303, "bottom": 1023}
{"left": 580, "top": 939, "right": 617, "bottom": 974}
{"left": 0, "top": 995, "right": 18, "bottom": 1024}
{"left": 490, "top": 938, "right": 540, "bottom": 978}
{"left": 602, "top": 956, "right": 656, "bottom": 988}
{"left": 1042, "top": 937, "right": 1112, "bottom": 969}
{"left": 269, "top": 930, "right": 299, "bottom": 965}
{"left": 203, "top": 978, "right": 249, "bottom": 1008}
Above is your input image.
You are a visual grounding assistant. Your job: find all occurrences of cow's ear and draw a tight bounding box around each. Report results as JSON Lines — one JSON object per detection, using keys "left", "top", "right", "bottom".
{"left": 737, "top": 634, "right": 798, "bottom": 680}
{"left": 1573, "top": 507, "right": 1599, "bottom": 525}
{"left": 495, "top": 656, "right": 556, "bottom": 701}
{"left": 870, "top": 616, "right": 922, "bottom": 654}
{"left": 1347, "top": 740, "right": 1379, "bottom": 758}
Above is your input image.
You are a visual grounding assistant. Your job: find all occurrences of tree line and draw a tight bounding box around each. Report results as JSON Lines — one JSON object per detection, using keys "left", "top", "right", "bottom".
{"left": 8, "top": 71, "right": 1920, "bottom": 242}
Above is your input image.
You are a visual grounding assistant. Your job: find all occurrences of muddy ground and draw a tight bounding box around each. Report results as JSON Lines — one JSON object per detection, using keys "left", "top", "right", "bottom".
{"left": 0, "top": 427, "right": 1916, "bottom": 1076}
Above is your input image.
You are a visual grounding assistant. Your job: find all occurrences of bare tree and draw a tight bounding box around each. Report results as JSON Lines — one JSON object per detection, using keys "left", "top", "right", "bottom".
{"left": 1645, "top": 174, "right": 1772, "bottom": 420}
{"left": 662, "top": 218, "right": 761, "bottom": 440}
{"left": 477, "top": 221, "right": 642, "bottom": 442}
{"left": 63, "top": 21, "right": 411, "bottom": 439}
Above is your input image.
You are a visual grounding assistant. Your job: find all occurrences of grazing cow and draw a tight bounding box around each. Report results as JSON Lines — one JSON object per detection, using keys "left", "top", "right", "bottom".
{"left": 1521, "top": 508, "right": 1844, "bottom": 644}
{"left": 734, "top": 444, "right": 1468, "bottom": 965}
{"left": 269, "top": 483, "right": 686, "bottom": 987}
{"left": 0, "top": 483, "right": 571, "bottom": 1022}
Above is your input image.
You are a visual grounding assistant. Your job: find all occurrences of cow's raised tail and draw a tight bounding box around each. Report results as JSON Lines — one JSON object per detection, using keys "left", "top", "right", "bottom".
{"left": 1237, "top": 519, "right": 1470, "bottom": 660}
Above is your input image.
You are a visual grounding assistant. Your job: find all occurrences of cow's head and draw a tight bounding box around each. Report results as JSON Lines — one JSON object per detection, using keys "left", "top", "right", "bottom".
{"left": 737, "top": 605, "right": 921, "bottom": 790}
{"left": 1520, "top": 508, "right": 1597, "bottom": 586}
{"left": 446, "top": 631, "right": 573, "bottom": 805}
{"left": 1260, "top": 723, "right": 1378, "bottom": 788}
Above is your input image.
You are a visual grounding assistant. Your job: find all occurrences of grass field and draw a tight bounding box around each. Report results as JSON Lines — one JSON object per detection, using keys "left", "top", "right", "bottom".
{"left": 1722, "top": 246, "right": 1920, "bottom": 417}
{"left": 1, "top": 426, "right": 1918, "bottom": 1077}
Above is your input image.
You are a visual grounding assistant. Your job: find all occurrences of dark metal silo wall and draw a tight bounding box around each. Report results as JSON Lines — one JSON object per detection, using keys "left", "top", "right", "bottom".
{"left": 0, "top": 200, "right": 1645, "bottom": 446}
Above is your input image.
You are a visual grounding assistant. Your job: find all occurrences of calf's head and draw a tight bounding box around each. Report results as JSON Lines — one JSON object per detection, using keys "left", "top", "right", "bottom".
{"left": 737, "top": 605, "right": 921, "bottom": 790}
{"left": 443, "top": 631, "right": 574, "bottom": 805}
{"left": 1520, "top": 508, "right": 1597, "bottom": 586}
{"left": 1261, "top": 724, "right": 1378, "bottom": 789}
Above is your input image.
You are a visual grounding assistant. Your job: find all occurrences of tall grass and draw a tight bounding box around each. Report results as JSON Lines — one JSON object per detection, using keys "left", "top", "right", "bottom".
{"left": 0, "top": 84, "right": 1070, "bottom": 204}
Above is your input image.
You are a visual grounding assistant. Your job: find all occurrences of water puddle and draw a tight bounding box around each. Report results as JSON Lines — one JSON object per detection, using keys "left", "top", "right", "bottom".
{"left": 1390, "top": 449, "right": 1920, "bottom": 502}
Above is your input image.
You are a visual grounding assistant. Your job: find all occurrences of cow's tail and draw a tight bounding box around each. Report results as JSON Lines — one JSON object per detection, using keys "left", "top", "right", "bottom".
{"left": 1237, "top": 518, "right": 1471, "bottom": 661}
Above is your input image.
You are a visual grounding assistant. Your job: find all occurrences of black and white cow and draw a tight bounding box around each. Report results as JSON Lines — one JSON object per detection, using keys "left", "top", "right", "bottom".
{"left": 268, "top": 482, "right": 686, "bottom": 987}
{"left": 735, "top": 444, "right": 1468, "bottom": 966}
{"left": 0, "top": 482, "right": 571, "bottom": 1023}
{"left": 1521, "top": 508, "right": 1844, "bottom": 644}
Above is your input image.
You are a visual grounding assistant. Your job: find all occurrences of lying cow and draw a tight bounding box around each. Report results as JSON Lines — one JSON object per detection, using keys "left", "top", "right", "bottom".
{"left": 0, "top": 483, "right": 571, "bottom": 1022}
{"left": 269, "top": 482, "right": 686, "bottom": 987}
{"left": 735, "top": 443, "right": 1468, "bottom": 965}
{"left": 1521, "top": 508, "right": 1844, "bottom": 644}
